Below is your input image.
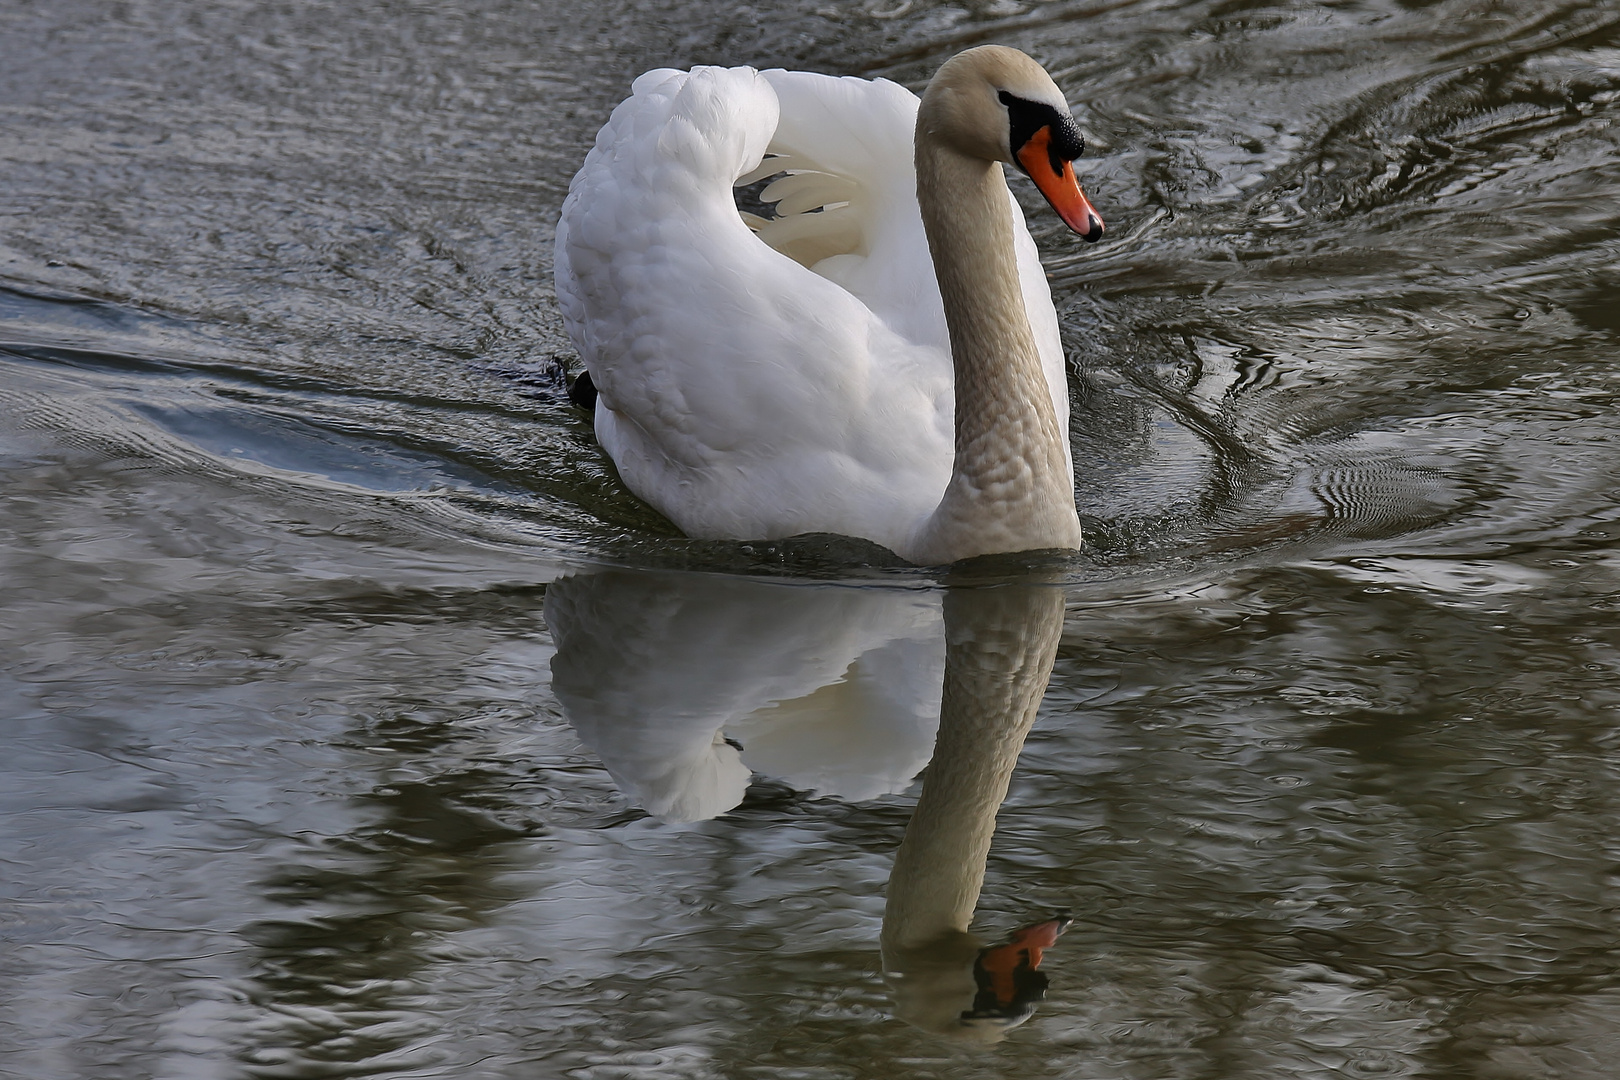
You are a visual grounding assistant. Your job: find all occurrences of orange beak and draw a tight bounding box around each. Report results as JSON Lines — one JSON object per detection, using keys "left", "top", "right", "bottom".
{"left": 1016, "top": 126, "right": 1104, "bottom": 243}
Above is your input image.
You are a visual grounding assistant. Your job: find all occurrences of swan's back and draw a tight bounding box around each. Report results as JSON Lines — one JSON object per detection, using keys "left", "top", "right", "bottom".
{"left": 555, "top": 65, "right": 1069, "bottom": 555}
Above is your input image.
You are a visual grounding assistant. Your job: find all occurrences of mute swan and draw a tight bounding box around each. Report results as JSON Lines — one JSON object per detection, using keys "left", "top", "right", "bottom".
{"left": 555, "top": 46, "right": 1104, "bottom": 564}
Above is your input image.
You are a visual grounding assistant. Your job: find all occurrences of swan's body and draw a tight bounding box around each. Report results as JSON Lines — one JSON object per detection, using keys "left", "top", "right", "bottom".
{"left": 555, "top": 48, "right": 1102, "bottom": 563}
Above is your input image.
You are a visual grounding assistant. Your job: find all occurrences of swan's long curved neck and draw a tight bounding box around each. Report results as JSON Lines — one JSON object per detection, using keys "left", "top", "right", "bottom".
{"left": 908, "top": 139, "right": 1082, "bottom": 565}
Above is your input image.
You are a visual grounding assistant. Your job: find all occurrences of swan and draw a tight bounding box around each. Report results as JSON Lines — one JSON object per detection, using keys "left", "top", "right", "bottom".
{"left": 555, "top": 46, "right": 1104, "bottom": 564}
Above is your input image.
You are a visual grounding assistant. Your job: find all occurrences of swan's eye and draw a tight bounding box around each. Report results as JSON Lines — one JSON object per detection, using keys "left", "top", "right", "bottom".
{"left": 998, "top": 90, "right": 1085, "bottom": 176}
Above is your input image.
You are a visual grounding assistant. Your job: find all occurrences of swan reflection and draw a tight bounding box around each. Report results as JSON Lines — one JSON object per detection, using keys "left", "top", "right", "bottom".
{"left": 546, "top": 569, "right": 1068, "bottom": 1038}
{"left": 546, "top": 571, "right": 945, "bottom": 823}
{"left": 882, "top": 583, "right": 1067, "bottom": 1039}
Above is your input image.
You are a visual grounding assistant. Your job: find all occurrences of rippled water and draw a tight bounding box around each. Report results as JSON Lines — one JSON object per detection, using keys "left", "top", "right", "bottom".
{"left": 4, "top": 0, "right": 1620, "bottom": 1076}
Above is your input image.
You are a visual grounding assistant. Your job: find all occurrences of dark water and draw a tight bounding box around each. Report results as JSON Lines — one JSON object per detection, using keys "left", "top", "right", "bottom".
{"left": 4, "top": 0, "right": 1620, "bottom": 1076}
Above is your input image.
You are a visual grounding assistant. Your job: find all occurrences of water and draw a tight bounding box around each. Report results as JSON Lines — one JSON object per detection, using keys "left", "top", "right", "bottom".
{"left": 3, "top": 0, "right": 1620, "bottom": 1075}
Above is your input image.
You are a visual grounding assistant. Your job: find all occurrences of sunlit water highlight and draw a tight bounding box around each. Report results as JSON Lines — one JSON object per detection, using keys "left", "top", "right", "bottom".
{"left": 3, "top": 1, "right": 1620, "bottom": 1077}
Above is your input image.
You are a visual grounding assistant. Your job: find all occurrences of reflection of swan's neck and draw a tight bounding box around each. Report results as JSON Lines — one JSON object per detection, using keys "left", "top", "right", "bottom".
{"left": 909, "top": 128, "right": 1082, "bottom": 565}
{"left": 881, "top": 585, "right": 1064, "bottom": 1031}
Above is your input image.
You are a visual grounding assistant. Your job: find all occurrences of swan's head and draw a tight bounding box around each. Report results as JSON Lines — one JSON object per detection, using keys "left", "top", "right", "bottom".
{"left": 919, "top": 45, "right": 1105, "bottom": 243}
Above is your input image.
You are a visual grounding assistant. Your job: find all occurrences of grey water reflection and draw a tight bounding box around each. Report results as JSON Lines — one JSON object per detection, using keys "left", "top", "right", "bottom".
{"left": 881, "top": 584, "right": 1067, "bottom": 1040}
{"left": 547, "top": 569, "right": 1071, "bottom": 1039}
{"left": 547, "top": 572, "right": 945, "bottom": 823}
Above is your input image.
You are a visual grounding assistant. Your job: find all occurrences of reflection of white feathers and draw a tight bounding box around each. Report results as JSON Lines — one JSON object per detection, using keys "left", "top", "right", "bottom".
{"left": 545, "top": 571, "right": 944, "bottom": 823}
{"left": 729, "top": 632, "right": 943, "bottom": 803}
{"left": 554, "top": 65, "right": 1067, "bottom": 556}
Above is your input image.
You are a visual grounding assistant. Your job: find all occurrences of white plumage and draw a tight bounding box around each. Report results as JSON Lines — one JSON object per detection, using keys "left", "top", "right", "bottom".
{"left": 555, "top": 64, "right": 1071, "bottom": 557}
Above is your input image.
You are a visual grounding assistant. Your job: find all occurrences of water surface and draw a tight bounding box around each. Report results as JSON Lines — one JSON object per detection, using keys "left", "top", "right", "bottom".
{"left": 3, "top": 1, "right": 1620, "bottom": 1077}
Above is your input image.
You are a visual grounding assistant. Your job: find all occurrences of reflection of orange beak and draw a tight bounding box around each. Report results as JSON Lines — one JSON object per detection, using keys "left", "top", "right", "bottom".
{"left": 965, "top": 913, "right": 1072, "bottom": 1023}
{"left": 1016, "top": 127, "right": 1104, "bottom": 243}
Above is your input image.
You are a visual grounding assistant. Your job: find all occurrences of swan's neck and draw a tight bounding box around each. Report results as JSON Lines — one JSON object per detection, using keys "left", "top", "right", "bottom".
{"left": 908, "top": 139, "right": 1082, "bottom": 565}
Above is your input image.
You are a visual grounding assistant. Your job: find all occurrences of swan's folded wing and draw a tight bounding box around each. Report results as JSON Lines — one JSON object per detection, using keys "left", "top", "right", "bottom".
{"left": 555, "top": 66, "right": 953, "bottom": 551}
{"left": 759, "top": 70, "right": 949, "bottom": 353}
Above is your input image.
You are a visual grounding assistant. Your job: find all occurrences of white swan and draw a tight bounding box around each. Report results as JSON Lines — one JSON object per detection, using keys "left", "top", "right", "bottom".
{"left": 555, "top": 46, "right": 1104, "bottom": 564}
